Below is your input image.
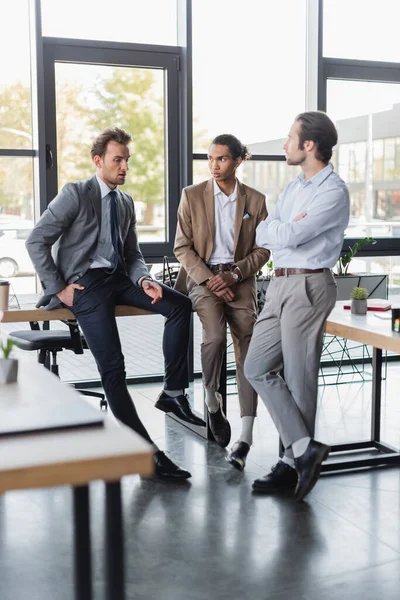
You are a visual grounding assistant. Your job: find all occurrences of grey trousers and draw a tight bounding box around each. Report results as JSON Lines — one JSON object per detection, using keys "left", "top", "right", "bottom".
{"left": 189, "top": 276, "right": 258, "bottom": 417}
{"left": 244, "top": 270, "right": 337, "bottom": 454}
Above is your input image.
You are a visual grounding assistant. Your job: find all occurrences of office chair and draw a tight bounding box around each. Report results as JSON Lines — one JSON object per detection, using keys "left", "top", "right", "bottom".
{"left": 8, "top": 320, "right": 107, "bottom": 410}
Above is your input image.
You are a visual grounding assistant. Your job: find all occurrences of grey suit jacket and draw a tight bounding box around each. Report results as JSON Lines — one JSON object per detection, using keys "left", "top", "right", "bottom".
{"left": 26, "top": 175, "right": 150, "bottom": 306}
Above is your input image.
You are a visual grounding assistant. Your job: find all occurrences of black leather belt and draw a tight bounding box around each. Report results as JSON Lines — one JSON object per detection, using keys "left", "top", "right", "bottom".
{"left": 274, "top": 268, "right": 326, "bottom": 277}
{"left": 208, "top": 263, "right": 233, "bottom": 273}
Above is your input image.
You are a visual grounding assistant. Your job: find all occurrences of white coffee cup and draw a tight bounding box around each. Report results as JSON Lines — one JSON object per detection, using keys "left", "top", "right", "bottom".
{"left": 0, "top": 280, "right": 10, "bottom": 310}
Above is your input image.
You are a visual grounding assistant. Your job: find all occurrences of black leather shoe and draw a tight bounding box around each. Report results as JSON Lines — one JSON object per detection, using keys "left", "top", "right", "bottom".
{"left": 294, "top": 440, "right": 330, "bottom": 501}
{"left": 226, "top": 442, "right": 250, "bottom": 471}
{"left": 155, "top": 391, "right": 206, "bottom": 427}
{"left": 252, "top": 461, "right": 298, "bottom": 494}
{"left": 153, "top": 451, "right": 191, "bottom": 480}
{"left": 208, "top": 405, "right": 231, "bottom": 448}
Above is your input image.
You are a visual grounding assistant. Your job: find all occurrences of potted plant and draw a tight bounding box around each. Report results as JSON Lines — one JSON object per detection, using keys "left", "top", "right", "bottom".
{"left": 335, "top": 237, "right": 376, "bottom": 276}
{"left": 350, "top": 287, "right": 368, "bottom": 315}
{"left": 0, "top": 338, "right": 18, "bottom": 383}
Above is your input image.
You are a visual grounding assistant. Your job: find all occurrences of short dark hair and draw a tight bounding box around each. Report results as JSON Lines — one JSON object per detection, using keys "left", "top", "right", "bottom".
{"left": 211, "top": 134, "right": 251, "bottom": 161}
{"left": 90, "top": 127, "right": 132, "bottom": 159}
{"left": 295, "top": 111, "right": 338, "bottom": 163}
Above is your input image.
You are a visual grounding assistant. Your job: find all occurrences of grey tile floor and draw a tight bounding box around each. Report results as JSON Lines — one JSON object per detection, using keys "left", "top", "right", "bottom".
{"left": 0, "top": 363, "right": 400, "bottom": 600}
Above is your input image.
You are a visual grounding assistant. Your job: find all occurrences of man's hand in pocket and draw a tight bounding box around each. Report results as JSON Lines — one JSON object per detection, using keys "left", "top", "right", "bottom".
{"left": 56, "top": 283, "right": 85, "bottom": 307}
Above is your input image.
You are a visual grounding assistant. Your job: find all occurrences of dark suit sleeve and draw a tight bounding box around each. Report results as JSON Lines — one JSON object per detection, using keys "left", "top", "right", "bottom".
{"left": 233, "top": 195, "right": 270, "bottom": 279}
{"left": 25, "top": 183, "right": 80, "bottom": 295}
{"left": 122, "top": 197, "right": 151, "bottom": 285}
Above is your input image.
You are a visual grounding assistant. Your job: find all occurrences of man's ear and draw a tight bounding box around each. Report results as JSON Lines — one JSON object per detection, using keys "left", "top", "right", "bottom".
{"left": 93, "top": 154, "right": 102, "bottom": 168}
{"left": 304, "top": 140, "right": 315, "bottom": 153}
{"left": 235, "top": 157, "right": 243, "bottom": 170}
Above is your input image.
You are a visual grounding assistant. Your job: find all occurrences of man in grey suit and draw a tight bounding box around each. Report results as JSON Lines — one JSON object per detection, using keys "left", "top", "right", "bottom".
{"left": 244, "top": 112, "right": 350, "bottom": 501}
{"left": 26, "top": 127, "right": 206, "bottom": 480}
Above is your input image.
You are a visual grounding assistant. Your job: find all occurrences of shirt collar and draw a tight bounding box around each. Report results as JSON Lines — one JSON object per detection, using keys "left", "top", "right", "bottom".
{"left": 96, "top": 174, "right": 118, "bottom": 200}
{"left": 213, "top": 179, "right": 238, "bottom": 201}
{"left": 297, "top": 163, "right": 334, "bottom": 188}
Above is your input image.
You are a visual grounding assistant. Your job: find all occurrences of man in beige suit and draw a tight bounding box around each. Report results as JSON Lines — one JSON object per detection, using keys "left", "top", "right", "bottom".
{"left": 173, "top": 134, "right": 269, "bottom": 470}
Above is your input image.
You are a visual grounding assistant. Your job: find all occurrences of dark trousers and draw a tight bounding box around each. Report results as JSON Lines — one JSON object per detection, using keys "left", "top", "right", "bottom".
{"left": 69, "top": 269, "right": 192, "bottom": 444}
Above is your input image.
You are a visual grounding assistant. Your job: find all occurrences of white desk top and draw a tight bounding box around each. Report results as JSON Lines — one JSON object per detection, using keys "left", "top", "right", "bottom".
{"left": 326, "top": 302, "right": 400, "bottom": 353}
{"left": 0, "top": 363, "right": 153, "bottom": 493}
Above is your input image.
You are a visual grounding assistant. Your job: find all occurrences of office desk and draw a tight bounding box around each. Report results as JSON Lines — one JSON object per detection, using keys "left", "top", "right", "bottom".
{"left": 322, "top": 303, "right": 400, "bottom": 472}
{"left": 0, "top": 304, "right": 152, "bottom": 323}
{"left": 0, "top": 303, "right": 207, "bottom": 439}
{"left": 0, "top": 362, "right": 153, "bottom": 600}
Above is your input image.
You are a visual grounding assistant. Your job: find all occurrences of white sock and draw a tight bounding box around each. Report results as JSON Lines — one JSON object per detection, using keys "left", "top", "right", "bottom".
{"left": 292, "top": 437, "right": 311, "bottom": 458}
{"left": 238, "top": 416, "right": 255, "bottom": 446}
{"left": 281, "top": 455, "right": 295, "bottom": 468}
{"left": 163, "top": 389, "right": 183, "bottom": 398}
{"left": 205, "top": 389, "right": 220, "bottom": 413}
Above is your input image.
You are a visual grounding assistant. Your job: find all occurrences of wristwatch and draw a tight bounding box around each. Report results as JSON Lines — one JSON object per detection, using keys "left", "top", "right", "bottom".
{"left": 231, "top": 266, "right": 242, "bottom": 282}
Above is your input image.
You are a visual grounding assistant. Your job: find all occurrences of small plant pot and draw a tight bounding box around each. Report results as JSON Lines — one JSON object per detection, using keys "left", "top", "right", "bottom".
{"left": 351, "top": 298, "right": 367, "bottom": 315}
{"left": 0, "top": 358, "right": 18, "bottom": 383}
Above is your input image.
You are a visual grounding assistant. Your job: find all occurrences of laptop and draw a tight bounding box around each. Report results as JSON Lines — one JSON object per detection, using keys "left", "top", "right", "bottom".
{"left": 0, "top": 397, "right": 104, "bottom": 437}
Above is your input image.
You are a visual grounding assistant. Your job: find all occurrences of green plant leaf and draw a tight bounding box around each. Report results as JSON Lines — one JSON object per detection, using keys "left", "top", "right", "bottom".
{"left": 0, "top": 338, "right": 16, "bottom": 360}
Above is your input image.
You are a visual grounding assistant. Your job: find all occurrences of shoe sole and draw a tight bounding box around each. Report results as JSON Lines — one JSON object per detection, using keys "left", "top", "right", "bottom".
{"left": 251, "top": 484, "right": 296, "bottom": 495}
{"left": 226, "top": 455, "right": 245, "bottom": 471}
{"left": 295, "top": 445, "right": 330, "bottom": 502}
{"left": 155, "top": 401, "right": 206, "bottom": 427}
{"left": 156, "top": 473, "right": 192, "bottom": 481}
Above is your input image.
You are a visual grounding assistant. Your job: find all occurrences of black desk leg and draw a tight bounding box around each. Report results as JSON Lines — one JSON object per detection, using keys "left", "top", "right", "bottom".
{"left": 73, "top": 485, "right": 93, "bottom": 600}
{"left": 371, "top": 347, "right": 383, "bottom": 442}
{"left": 105, "top": 480, "right": 125, "bottom": 600}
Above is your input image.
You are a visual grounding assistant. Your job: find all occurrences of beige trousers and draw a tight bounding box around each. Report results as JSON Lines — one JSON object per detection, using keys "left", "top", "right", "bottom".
{"left": 189, "top": 276, "right": 258, "bottom": 417}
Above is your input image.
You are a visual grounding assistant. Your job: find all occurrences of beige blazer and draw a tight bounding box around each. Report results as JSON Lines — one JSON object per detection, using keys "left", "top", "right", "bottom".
{"left": 174, "top": 178, "right": 270, "bottom": 293}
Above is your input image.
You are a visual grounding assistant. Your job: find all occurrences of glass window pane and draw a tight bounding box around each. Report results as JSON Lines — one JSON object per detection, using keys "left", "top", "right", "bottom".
{"left": 55, "top": 63, "right": 166, "bottom": 243}
{"left": 327, "top": 80, "right": 400, "bottom": 238}
{"left": 41, "top": 0, "right": 178, "bottom": 46}
{"left": 323, "top": 0, "right": 400, "bottom": 62}
{"left": 193, "top": 159, "right": 299, "bottom": 214}
{"left": 0, "top": 0, "right": 32, "bottom": 149}
{"left": 0, "top": 157, "right": 36, "bottom": 292}
{"left": 192, "top": 0, "right": 307, "bottom": 152}
{"left": 348, "top": 256, "right": 400, "bottom": 302}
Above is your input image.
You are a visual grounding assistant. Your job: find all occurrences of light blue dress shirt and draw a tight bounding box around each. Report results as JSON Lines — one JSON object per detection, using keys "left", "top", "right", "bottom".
{"left": 256, "top": 163, "right": 350, "bottom": 269}
{"left": 90, "top": 175, "right": 119, "bottom": 269}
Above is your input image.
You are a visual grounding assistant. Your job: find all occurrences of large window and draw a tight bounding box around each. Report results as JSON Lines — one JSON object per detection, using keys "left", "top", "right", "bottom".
{"left": 54, "top": 62, "right": 166, "bottom": 243}
{"left": 323, "top": 0, "right": 400, "bottom": 63}
{"left": 192, "top": 0, "right": 307, "bottom": 151}
{"left": 0, "top": 0, "right": 36, "bottom": 293}
{"left": 40, "top": 0, "right": 178, "bottom": 46}
{"left": 326, "top": 78, "right": 400, "bottom": 240}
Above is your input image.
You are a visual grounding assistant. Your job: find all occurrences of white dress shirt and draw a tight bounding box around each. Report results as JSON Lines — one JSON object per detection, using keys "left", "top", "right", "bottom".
{"left": 208, "top": 180, "right": 237, "bottom": 265}
{"left": 256, "top": 163, "right": 350, "bottom": 269}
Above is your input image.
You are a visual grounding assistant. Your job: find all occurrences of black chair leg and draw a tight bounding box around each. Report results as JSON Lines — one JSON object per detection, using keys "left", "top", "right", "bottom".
{"left": 80, "top": 390, "right": 108, "bottom": 411}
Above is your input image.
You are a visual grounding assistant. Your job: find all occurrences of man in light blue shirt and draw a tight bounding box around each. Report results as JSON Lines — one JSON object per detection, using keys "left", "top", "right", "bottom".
{"left": 244, "top": 111, "right": 350, "bottom": 501}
